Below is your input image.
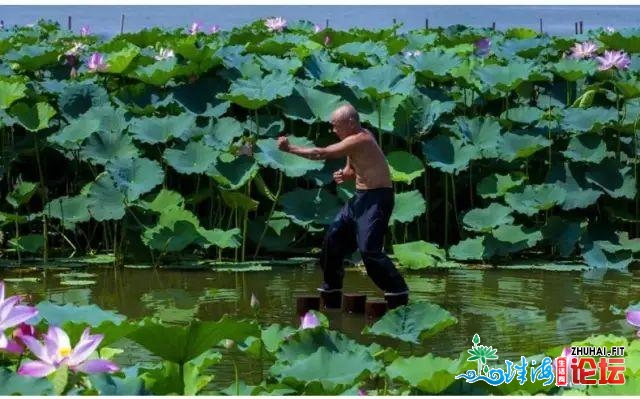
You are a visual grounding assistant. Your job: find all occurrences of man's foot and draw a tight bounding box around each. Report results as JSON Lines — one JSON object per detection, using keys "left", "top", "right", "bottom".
{"left": 317, "top": 288, "right": 342, "bottom": 309}
{"left": 384, "top": 291, "right": 409, "bottom": 310}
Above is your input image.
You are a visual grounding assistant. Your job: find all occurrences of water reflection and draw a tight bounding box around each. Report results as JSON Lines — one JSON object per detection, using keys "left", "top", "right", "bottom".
{"left": 2, "top": 264, "right": 639, "bottom": 387}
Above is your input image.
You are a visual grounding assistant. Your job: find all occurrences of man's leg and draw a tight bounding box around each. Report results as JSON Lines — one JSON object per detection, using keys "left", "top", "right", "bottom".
{"left": 355, "top": 189, "right": 409, "bottom": 306}
{"left": 319, "top": 203, "right": 357, "bottom": 293}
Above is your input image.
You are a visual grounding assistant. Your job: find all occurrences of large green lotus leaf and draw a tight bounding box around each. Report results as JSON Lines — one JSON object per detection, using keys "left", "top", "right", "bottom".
{"left": 393, "top": 94, "right": 456, "bottom": 141}
{"left": 220, "top": 190, "right": 259, "bottom": 212}
{"left": 276, "top": 328, "right": 365, "bottom": 364}
{"left": 598, "top": 29, "right": 640, "bottom": 54}
{"left": 422, "top": 135, "right": 477, "bottom": 175}
{"left": 131, "top": 57, "right": 178, "bottom": 86}
{"left": 386, "top": 354, "right": 461, "bottom": 394}
{"left": 164, "top": 141, "right": 219, "bottom": 175}
{"left": 386, "top": 151, "right": 424, "bottom": 183}
{"left": 203, "top": 117, "right": 245, "bottom": 148}
{"left": 87, "top": 366, "right": 147, "bottom": 396}
{"left": 346, "top": 64, "right": 415, "bottom": 99}
{"left": 9, "top": 101, "right": 56, "bottom": 132}
{"left": 561, "top": 107, "right": 618, "bottom": 134}
{"left": 542, "top": 216, "right": 581, "bottom": 257}
{"left": 279, "top": 188, "right": 341, "bottom": 226}
{"left": 247, "top": 213, "right": 297, "bottom": 251}
{"left": 139, "top": 189, "right": 184, "bottom": 213}
{"left": 580, "top": 225, "right": 632, "bottom": 271}
{"left": 358, "top": 94, "right": 405, "bottom": 133}
{"left": 4, "top": 44, "right": 60, "bottom": 70}
{"left": 563, "top": 134, "right": 609, "bottom": 163}
{"left": 250, "top": 33, "right": 308, "bottom": 57}
{"left": 476, "top": 172, "right": 527, "bottom": 199}
{"left": 80, "top": 130, "right": 140, "bottom": 165}
{"left": 0, "top": 78, "right": 27, "bottom": 109}
{"left": 169, "top": 77, "right": 230, "bottom": 117}
{"left": 585, "top": 159, "right": 636, "bottom": 199}
{"left": 449, "top": 116, "right": 501, "bottom": 159}
{"left": 271, "top": 347, "right": 381, "bottom": 393}
{"left": 6, "top": 180, "right": 37, "bottom": 208}
{"left": 113, "top": 82, "right": 171, "bottom": 114}
{"left": 475, "top": 62, "right": 533, "bottom": 92}
{"left": 103, "top": 43, "right": 140, "bottom": 74}
{"left": 196, "top": 227, "right": 241, "bottom": 249}
{"left": 303, "top": 53, "right": 352, "bottom": 86}
{"left": 389, "top": 190, "right": 426, "bottom": 224}
{"left": 129, "top": 113, "right": 197, "bottom": 144}
{"left": 106, "top": 157, "right": 164, "bottom": 202}
{"left": 59, "top": 81, "right": 110, "bottom": 119}
{"left": 496, "top": 37, "right": 549, "bottom": 59}
{"left": 129, "top": 317, "right": 259, "bottom": 364}
{"left": 333, "top": 41, "right": 388, "bottom": 65}
{"left": 553, "top": 58, "right": 598, "bottom": 81}
{"left": 448, "top": 236, "right": 488, "bottom": 261}
{"left": 504, "top": 184, "right": 567, "bottom": 216}
{"left": 220, "top": 71, "right": 295, "bottom": 109}
{"left": 463, "top": 203, "right": 514, "bottom": 233}
{"left": 9, "top": 234, "right": 44, "bottom": 254}
{"left": 35, "top": 300, "right": 125, "bottom": 326}
{"left": 44, "top": 195, "right": 92, "bottom": 227}
{"left": 492, "top": 224, "right": 542, "bottom": 246}
{"left": 392, "top": 240, "right": 445, "bottom": 269}
{"left": 258, "top": 55, "right": 302, "bottom": 75}
{"left": 244, "top": 114, "right": 285, "bottom": 138}
{"left": 254, "top": 136, "right": 323, "bottom": 177}
{"left": 500, "top": 106, "right": 545, "bottom": 125}
{"left": 363, "top": 301, "right": 457, "bottom": 344}
{"left": 142, "top": 220, "right": 201, "bottom": 252}
{"left": 281, "top": 83, "right": 344, "bottom": 124}
{"left": 85, "top": 173, "right": 126, "bottom": 221}
{"left": 0, "top": 368, "right": 54, "bottom": 395}
{"left": 208, "top": 155, "right": 258, "bottom": 190}
{"left": 405, "top": 50, "right": 461, "bottom": 80}
{"left": 158, "top": 207, "right": 200, "bottom": 228}
{"left": 614, "top": 78, "right": 640, "bottom": 100}
{"left": 498, "top": 132, "right": 550, "bottom": 162}
{"left": 49, "top": 117, "right": 101, "bottom": 148}
{"left": 546, "top": 161, "right": 603, "bottom": 210}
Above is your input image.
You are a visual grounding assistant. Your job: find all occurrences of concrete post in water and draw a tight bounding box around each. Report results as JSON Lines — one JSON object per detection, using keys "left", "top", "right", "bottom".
{"left": 68, "top": 15, "right": 71, "bottom": 30}
{"left": 320, "top": 290, "right": 341, "bottom": 309}
{"left": 120, "top": 13, "right": 125, "bottom": 34}
{"left": 491, "top": 22, "right": 496, "bottom": 31}
{"left": 325, "top": 18, "right": 329, "bottom": 29}
{"left": 575, "top": 22, "right": 578, "bottom": 34}
{"left": 296, "top": 295, "right": 320, "bottom": 317}
{"left": 365, "top": 299, "right": 387, "bottom": 320}
{"left": 539, "top": 18, "right": 543, "bottom": 34}
{"left": 425, "top": 18, "right": 429, "bottom": 29}
{"left": 579, "top": 20, "right": 583, "bottom": 34}
{"left": 342, "top": 293, "right": 366, "bottom": 314}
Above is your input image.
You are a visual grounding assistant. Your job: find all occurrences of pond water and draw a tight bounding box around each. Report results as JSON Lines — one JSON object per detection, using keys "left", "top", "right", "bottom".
{"left": 1, "top": 263, "right": 638, "bottom": 389}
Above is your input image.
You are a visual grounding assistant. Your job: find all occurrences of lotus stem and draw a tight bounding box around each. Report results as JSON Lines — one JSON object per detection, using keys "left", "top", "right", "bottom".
{"left": 254, "top": 170, "right": 283, "bottom": 259}
{"left": 377, "top": 99, "right": 382, "bottom": 145}
{"left": 444, "top": 174, "right": 449, "bottom": 248}
{"left": 33, "top": 136, "right": 49, "bottom": 263}
{"left": 450, "top": 174, "right": 460, "bottom": 239}
{"left": 14, "top": 209, "right": 21, "bottom": 265}
{"left": 634, "top": 118, "right": 639, "bottom": 236}
{"left": 241, "top": 178, "right": 252, "bottom": 262}
{"left": 424, "top": 168, "right": 430, "bottom": 242}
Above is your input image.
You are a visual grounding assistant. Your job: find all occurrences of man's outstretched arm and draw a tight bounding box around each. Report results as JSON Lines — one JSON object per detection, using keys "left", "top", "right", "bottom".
{"left": 279, "top": 135, "right": 359, "bottom": 160}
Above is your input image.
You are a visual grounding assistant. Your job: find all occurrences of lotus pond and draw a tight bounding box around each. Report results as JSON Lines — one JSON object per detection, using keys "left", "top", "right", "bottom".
{"left": 1, "top": 261, "right": 640, "bottom": 395}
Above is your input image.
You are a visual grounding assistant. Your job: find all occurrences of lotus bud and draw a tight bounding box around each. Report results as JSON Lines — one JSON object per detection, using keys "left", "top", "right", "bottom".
{"left": 80, "top": 25, "right": 89, "bottom": 36}
{"left": 314, "top": 24, "right": 322, "bottom": 33}
{"left": 250, "top": 292, "right": 259, "bottom": 309}
{"left": 222, "top": 339, "right": 235, "bottom": 349}
{"left": 210, "top": 24, "right": 220, "bottom": 34}
{"left": 300, "top": 311, "right": 320, "bottom": 329}
{"left": 324, "top": 36, "right": 331, "bottom": 47}
{"left": 358, "top": 389, "right": 368, "bottom": 396}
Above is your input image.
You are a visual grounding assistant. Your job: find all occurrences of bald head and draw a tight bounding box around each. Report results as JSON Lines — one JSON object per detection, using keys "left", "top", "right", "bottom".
{"left": 331, "top": 104, "right": 360, "bottom": 127}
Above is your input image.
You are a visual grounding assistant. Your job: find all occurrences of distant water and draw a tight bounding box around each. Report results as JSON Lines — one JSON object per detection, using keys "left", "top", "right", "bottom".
{"left": 0, "top": 5, "right": 639, "bottom": 37}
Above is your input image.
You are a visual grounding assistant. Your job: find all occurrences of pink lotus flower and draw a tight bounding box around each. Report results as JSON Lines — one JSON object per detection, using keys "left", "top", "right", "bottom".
{"left": 79, "top": 25, "right": 89, "bottom": 36}
{"left": 87, "top": 52, "right": 107, "bottom": 72}
{"left": 0, "top": 281, "right": 39, "bottom": 350}
{"left": 569, "top": 41, "right": 598, "bottom": 59}
{"left": 188, "top": 21, "right": 201, "bottom": 35}
{"left": 358, "top": 388, "right": 368, "bottom": 395}
{"left": 314, "top": 24, "right": 322, "bottom": 33}
{"left": 475, "top": 37, "right": 491, "bottom": 56}
{"left": 250, "top": 292, "right": 259, "bottom": 309}
{"left": 265, "top": 17, "right": 287, "bottom": 32}
{"left": 324, "top": 36, "right": 331, "bottom": 47}
{"left": 154, "top": 48, "right": 175, "bottom": 61}
{"left": 605, "top": 26, "right": 615, "bottom": 34}
{"left": 596, "top": 50, "right": 631, "bottom": 71}
{"left": 3, "top": 323, "right": 37, "bottom": 355}
{"left": 18, "top": 326, "right": 119, "bottom": 377}
{"left": 210, "top": 24, "right": 221, "bottom": 34}
{"left": 627, "top": 310, "right": 640, "bottom": 337}
{"left": 300, "top": 311, "right": 320, "bottom": 329}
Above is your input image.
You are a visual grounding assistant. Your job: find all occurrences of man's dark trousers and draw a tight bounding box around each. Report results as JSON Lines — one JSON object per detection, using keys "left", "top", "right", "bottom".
{"left": 319, "top": 187, "right": 409, "bottom": 296}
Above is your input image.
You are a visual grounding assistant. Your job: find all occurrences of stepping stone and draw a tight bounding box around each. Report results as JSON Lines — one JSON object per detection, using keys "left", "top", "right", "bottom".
{"left": 342, "top": 293, "right": 366, "bottom": 314}
{"left": 319, "top": 290, "right": 342, "bottom": 309}
{"left": 296, "top": 295, "right": 320, "bottom": 316}
{"left": 365, "top": 299, "right": 387, "bottom": 320}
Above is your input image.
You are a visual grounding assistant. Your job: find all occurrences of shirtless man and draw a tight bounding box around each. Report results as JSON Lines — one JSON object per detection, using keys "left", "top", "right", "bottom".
{"left": 277, "top": 103, "right": 409, "bottom": 309}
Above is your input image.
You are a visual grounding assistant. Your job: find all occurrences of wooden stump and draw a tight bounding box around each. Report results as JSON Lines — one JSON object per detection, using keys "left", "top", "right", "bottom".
{"left": 320, "top": 290, "right": 342, "bottom": 309}
{"left": 296, "top": 295, "right": 320, "bottom": 317}
{"left": 365, "top": 299, "right": 387, "bottom": 320}
{"left": 342, "top": 293, "right": 366, "bottom": 314}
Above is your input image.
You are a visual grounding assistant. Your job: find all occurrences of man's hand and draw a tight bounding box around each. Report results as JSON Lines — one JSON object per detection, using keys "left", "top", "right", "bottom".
{"left": 333, "top": 169, "right": 345, "bottom": 184}
{"left": 277, "top": 136, "right": 290, "bottom": 152}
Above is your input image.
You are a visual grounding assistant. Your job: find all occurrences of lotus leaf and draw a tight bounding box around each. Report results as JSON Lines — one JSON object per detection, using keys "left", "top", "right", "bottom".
{"left": 303, "top": 53, "right": 352, "bottom": 86}
{"left": 386, "top": 151, "right": 425, "bottom": 183}
{"left": 476, "top": 172, "right": 527, "bottom": 199}
{"left": 0, "top": 77, "right": 27, "bottom": 109}
{"left": 87, "top": 366, "right": 148, "bottom": 396}
{"left": 389, "top": 190, "right": 427, "bottom": 224}
{"left": 258, "top": 55, "right": 302, "bottom": 74}
{"left": 386, "top": 354, "right": 461, "bottom": 393}
{"left": 497, "top": 37, "right": 549, "bottom": 59}
{"left": 169, "top": 77, "right": 230, "bottom": 117}
{"left": 220, "top": 71, "right": 295, "bottom": 109}
{"left": 102, "top": 42, "right": 140, "bottom": 73}
{"left": 392, "top": 240, "right": 445, "bottom": 269}
{"left": 143, "top": 220, "right": 204, "bottom": 252}
{"left": 463, "top": 203, "right": 514, "bottom": 232}
{"left": 504, "top": 184, "right": 567, "bottom": 216}
{"left": 364, "top": 301, "right": 457, "bottom": 344}
{"left": 6, "top": 180, "right": 37, "bottom": 208}
{"left": 498, "top": 132, "right": 551, "bottom": 162}
{"left": 80, "top": 130, "right": 139, "bottom": 165}
{"left": 553, "top": 58, "right": 598, "bottom": 81}
{"left": 563, "top": 134, "right": 609, "bottom": 163}
{"left": 405, "top": 49, "right": 461, "bottom": 80}
{"left": 220, "top": 190, "right": 259, "bottom": 212}
{"left": 203, "top": 117, "right": 245, "bottom": 148}
{"left": 279, "top": 188, "right": 341, "bottom": 226}
{"left": 475, "top": 62, "right": 533, "bottom": 92}
{"left": 164, "top": 141, "right": 219, "bottom": 175}
{"left": 276, "top": 328, "right": 366, "bottom": 364}
{"left": 333, "top": 41, "right": 388, "bottom": 65}
{"left": 357, "top": 94, "right": 405, "bottom": 133}
{"left": 58, "top": 81, "right": 110, "bottom": 118}
{"left": 448, "top": 236, "right": 488, "bottom": 261}
{"left": 546, "top": 161, "right": 603, "bottom": 210}
{"left": 584, "top": 159, "right": 636, "bottom": 199}
{"left": 492, "top": 224, "right": 542, "bottom": 247}
{"left": 346, "top": 64, "right": 415, "bottom": 99}
{"left": 140, "top": 189, "right": 184, "bottom": 213}
{"left": 450, "top": 116, "right": 501, "bottom": 159}
{"left": 422, "top": 135, "right": 477, "bottom": 175}
{"left": 131, "top": 57, "right": 178, "bottom": 86}
{"left": 542, "top": 216, "right": 581, "bottom": 257}
{"left": 34, "top": 301, "right": 125, "bottom": 326}
{"left": 208, "top": 155, "right": 258, "bottom": 190}
{"left": 0, "top": 368, "right": 54, "bottom": 395}
{"left": 106, "top": 157, "right": 164, "bottom": 202}
{"left": 9, "top": 234, "right": 44, "bottom": 253}
{"left": 129, "top": 113, "right": 197, "bottom": 144}
{"left": 500, "top": 106, "right": 545, "bottom": 125}
{"left": 9, "top": 101, "right": 56, "bottom": 132}
{"left": 197, "top": 227, "right": 241, "bottom": 249}
{"left": 86, "top": 173, "right": 126, "bottom": 221}
{"left": 281, "top": 83, "right": 344, "bottom": 124}
{"left": 561, "top": 107, "right": 618, "bottom": 134}
{"left": 254, "top": 136, "right": 323, "bottom": 177}
{"left": 44, "top": 195, "right": 92, "bottom": 228}
{"left": 4, "top": 44, "right": 60, "bottom": 70}
{"left": 393, "top": 94, "right": 456, "bottom": 141}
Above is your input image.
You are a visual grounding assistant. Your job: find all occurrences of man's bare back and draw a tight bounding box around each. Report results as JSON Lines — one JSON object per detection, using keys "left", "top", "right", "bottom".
{"left": 345, "top": 130, "right": 392, "bottom": 190}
